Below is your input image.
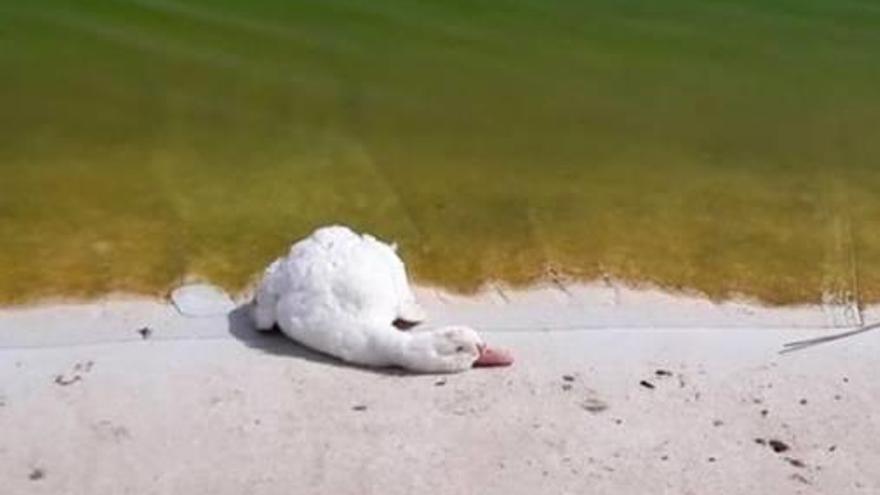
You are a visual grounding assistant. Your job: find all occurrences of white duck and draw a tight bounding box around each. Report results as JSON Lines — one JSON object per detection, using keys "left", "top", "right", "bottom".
{"left": 252, "top": 225, "right": 513, "bottom": 373}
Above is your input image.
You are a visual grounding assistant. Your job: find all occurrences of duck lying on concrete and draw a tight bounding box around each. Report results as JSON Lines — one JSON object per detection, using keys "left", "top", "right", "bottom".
{"left": 252, "top": 225, "right": 513, "bottom": 373}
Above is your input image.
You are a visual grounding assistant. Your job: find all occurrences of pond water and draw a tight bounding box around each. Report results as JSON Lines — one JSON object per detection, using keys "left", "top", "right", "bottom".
{"left": 2, "top": 0, "right": 880, "bottom": 305}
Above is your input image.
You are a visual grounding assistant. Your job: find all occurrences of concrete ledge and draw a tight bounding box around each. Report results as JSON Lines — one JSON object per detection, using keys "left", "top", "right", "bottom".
{"left": 1, "top": 295, "right": 879, "bottom": 494}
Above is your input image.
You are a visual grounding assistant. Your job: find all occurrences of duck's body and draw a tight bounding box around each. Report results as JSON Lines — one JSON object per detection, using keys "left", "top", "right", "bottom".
{"left": 252, "top": 226, "right": 512, "bottom": 373}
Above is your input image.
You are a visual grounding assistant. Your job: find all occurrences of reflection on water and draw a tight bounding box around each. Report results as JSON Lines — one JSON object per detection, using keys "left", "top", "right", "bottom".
{"left": 1, "top": 0, "right": 879, "bottom": 304}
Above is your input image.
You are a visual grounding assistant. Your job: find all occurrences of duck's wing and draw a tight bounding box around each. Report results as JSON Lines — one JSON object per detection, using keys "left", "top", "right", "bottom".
{"left": 394, "top": 299, "right": 427, "bottom": 330}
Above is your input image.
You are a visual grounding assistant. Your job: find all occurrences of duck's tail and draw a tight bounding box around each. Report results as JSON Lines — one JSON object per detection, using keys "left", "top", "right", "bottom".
{"left": 252, "top": 259, "right": 282, "bottom": 330}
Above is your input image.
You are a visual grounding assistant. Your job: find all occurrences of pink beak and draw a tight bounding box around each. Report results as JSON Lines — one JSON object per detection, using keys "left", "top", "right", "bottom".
{"left": 473, "top": 343, "right": 514, "bottom": 367}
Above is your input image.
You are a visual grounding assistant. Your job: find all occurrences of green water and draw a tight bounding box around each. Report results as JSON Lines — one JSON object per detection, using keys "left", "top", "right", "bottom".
{"left": 2, "top": 0, "right": 880, "bottom": 305}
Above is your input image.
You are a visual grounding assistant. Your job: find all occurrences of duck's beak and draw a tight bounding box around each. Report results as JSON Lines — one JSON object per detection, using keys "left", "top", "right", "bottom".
{"left": 473, "top": 343, "right": 514, "bottom": 367}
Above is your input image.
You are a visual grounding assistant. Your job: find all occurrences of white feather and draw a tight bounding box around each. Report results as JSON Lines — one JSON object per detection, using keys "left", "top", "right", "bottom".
{"left": 252, "top": 225, "right": 484, "bottom": 373}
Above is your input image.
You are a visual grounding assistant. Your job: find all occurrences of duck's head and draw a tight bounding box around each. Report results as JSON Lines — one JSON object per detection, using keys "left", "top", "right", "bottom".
{"left": 405, "top": 326, "right": 514, "bottom": 373}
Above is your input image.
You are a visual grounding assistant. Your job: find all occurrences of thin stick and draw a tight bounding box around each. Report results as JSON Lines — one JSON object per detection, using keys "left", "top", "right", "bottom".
{"left": 780, "top": 320, "right": 880, "bottom": 354}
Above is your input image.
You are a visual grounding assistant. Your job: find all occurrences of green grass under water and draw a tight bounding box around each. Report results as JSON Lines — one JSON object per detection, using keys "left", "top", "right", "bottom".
{"left": 2, "top": 0, "right": 880, "bottom": 305}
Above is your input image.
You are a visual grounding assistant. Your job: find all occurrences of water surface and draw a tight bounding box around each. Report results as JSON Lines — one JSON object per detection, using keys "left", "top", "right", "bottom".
{"left": 2, "top": 0, "right": 880, "bottom": 305}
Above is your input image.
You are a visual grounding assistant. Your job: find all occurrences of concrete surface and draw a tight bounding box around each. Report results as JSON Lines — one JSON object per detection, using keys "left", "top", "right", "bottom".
{"left": 1, "top": 293, "right": 879, "bottom": 494}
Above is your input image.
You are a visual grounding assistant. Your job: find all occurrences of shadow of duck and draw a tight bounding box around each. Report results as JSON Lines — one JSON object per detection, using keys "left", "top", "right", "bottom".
{"left": 225, "top": 304, "right": 408, "bottom": 376}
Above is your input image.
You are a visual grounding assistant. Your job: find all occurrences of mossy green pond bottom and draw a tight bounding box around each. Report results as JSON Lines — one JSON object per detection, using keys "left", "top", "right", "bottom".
{"left": 2, "top": 0, "right": 880, "bottom": 305}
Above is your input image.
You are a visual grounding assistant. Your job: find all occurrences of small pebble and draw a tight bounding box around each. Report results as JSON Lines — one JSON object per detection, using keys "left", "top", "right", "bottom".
{"left": 768, "top": 439, "right": 790, "bottom": 453}
{"left": 639, "top": 380, "right": 655, "bottom": 390}
{"left": 352, "top": 405, "right": 367, "bottom": 412}
{"left": 581, "top": 398, "right": 608, "bottom": 413}
{"left": 137, "top": 327, "right": 152, "bottom": 339}
{"left": 562, "top": 375, "right": 575, "bottom": 382}
{"left": 799, "top": 399, "right": 807, "bottom": 405}
{"left": 170, "top": 283, "right": 235, "bottom": 317}
{"left": 28, "top": 468, "right": 44, "bottom": 481}
{"left": 655, "top": 369, "right": 672, "bottom": 377}
{"left": 54, "top": 375, "right": 81, "bottom": 386}
{"left": 790, "top": 473, "right": 811, "bottom": 485}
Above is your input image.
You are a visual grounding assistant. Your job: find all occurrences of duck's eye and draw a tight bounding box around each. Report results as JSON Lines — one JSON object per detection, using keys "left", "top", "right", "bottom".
{"left": 455, "top": 345, "right": 465, "bottom": 352}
